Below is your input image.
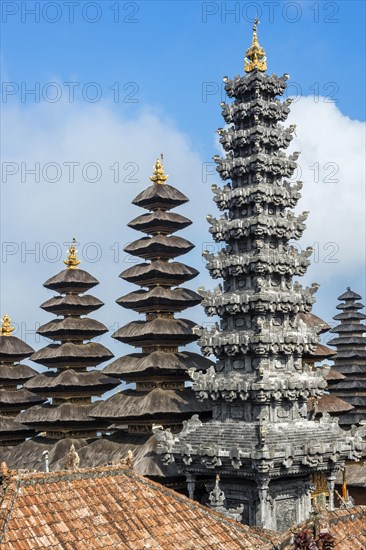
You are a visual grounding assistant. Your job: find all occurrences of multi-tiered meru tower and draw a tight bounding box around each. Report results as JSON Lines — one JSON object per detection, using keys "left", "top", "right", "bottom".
{"left": 11, "top": 242, "right": 119, "bottom": 470}
{"left": 154, "top": 21, "right": 364, "bottom": 530}
{"left": 328, "top": 288, "right": 366, "bottom": 429}
{"left": 88, "top": 159, "right": 212, "bottom": 479}
{"left": 0, "top": 315, "right": 44, "bottom": 450}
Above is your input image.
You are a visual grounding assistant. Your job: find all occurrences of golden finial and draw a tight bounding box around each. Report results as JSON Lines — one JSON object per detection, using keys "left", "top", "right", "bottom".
{"left": 245, "top": 18, "right": 267, "bottom": 73}
{"left": 149, "top": 155, "right": 169, "bottom": 185}
{"left": 1, "top": 314, "right": 15, "bottom": 336}
{"left": 64, "top": 238, "right": 81, "bottom": 269}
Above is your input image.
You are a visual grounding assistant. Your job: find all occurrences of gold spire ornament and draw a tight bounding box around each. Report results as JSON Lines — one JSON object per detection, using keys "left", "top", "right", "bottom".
{"left": 64, "top": 238, "right": 81, "bottom": 269}
{"left": 245, "top": 18, "right": 267, "bottom": 73}
{"left": 149, "top": 155, "right": 169, "bottom": 185}
{"left": 1, "top": 314, "right": 15, "bottom": 336}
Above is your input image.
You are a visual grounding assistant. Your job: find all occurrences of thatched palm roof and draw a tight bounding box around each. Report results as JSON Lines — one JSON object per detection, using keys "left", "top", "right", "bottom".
{"left": 120, "top": 260, "right": 198, "bottom": 287}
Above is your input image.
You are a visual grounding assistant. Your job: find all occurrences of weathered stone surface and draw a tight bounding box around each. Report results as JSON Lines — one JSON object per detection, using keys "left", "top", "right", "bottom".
{"left": 156, "top": 43, "right": 365, "bottom": 531}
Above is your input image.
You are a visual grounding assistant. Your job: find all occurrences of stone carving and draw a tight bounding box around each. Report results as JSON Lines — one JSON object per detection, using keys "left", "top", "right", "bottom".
{"left": 155, "top": 40, "right": 365, "bottom": 531}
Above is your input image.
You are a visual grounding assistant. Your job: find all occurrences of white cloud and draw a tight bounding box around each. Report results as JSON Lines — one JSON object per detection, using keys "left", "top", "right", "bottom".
{"left": 1, "top": 94, "right": 364, "bottom": 353}
{"left": 288, "top": 97, "right": 365, "bottom": 282}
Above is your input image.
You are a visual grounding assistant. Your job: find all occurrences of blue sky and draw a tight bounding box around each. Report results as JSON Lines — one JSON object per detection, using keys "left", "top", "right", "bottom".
{"left": 1, "top": 0, "right": 365, "bottom": 360}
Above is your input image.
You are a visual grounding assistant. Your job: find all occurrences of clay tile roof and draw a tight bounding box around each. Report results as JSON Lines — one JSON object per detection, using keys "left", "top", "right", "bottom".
{"left": 0, "top": 464, "right": 274, "bottom": 549}
{"left": 277, "top": 506, "right": 366, "bottom": 550}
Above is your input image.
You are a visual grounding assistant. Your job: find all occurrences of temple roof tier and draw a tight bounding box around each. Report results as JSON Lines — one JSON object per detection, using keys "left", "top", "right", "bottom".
{"left": 333, "top": 311, "right": 366, "bottom": 321}
{"left": 90, "top": 387, "right": 212, "bottom": 421}
{"left": 214, "top": 151, "right": 299, "bottom": 181}
{"left": 200, "top": 287, "right": 318, "bottom": 317}
{"left": 203, "top": 248, "right": 313, "bottom": 279}
{"left": 117, "top": 287, "right": 201, "bottom": 313}
{"left": 43, "top": 268, "right": 99, "bottom": 294}
{"left": 24, "top": 370, "right": 119, "bottom": 395}
{"left": 102, "top": 351, "right": 213, "bottom": 380}
{"left": 127, "top": 211, "right": 192, "bottom": 235}
{"left": 132, "top": 183, "right": 188, "bottom": 211}
{"left": 37, "top": 317, "right": 109, "bottom": 342}
{"left": 0, "top": 416, "right": 34, "bottom": 439}
{"left": 0, "top": 363, "right": 39, "bottom": 384}
{"left": 120, "top": 260, "right": 199, "bottom": 287}
{"left": 212, "top": 181, "right": 303, "bottom": 212}
{"left": 0, "top": 388, "right": 45, "bottom": 410}
{"left": 223, "top": 71, "right": 289, "bottom": 100}
{"left": 40, "top": 294, "right": 104, "bottom": 316}
{"left": 218, "top": 124, "right": 295, "bottom": 153}
{"left": 154, "top": 416, "right": 363, "bottom": 474}
{"left": 30, "top": 342, "right": 114, "bottom": 368}
{"left": 208, "top": 210, "right": 308, "bottom": 242}
{"left": 338, "top": 289, "right": 362, "bottom": 301}
{"left": 16, "top": 402, "right": 108, "bottom": 429}
{"left": 0, "top": 335, "right": 35, "bottom": 364}
{"left": 124, "top": 235, "right": 194, "bottom": 260}
{"left": 112, "top": 318, "right": 199, "bottom": 347}
{"left": 303, "top": 343, "right": 335, "bottom": 362}
{"left": 221, "top": 98, "right": 291, "bottom": 125}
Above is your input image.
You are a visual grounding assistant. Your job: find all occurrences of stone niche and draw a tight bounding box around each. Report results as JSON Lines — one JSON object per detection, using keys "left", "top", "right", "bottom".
{"left": 275, "top": 497, "right": 296, "bottom": 531}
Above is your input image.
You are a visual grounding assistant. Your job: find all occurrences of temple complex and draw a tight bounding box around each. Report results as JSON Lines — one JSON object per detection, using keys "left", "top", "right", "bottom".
{"left": 79, "top": 159, "right": 212, "bottom": 479}
{"left": 328, "top": 288, "right": 366, "bottom": 429}
{"left": 154, "top": 21, "right": 365, "bottom": 530}
{"left": 0, "top": 315, "right": 44, "bottom": 451}
{"left": 6, "top": 242, "right": 119, "bottom": 470}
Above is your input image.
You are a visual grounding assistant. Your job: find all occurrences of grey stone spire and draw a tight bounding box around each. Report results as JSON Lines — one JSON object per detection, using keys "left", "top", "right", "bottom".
{"left": 154, "top": 25, "right": 365, "bottom": 531}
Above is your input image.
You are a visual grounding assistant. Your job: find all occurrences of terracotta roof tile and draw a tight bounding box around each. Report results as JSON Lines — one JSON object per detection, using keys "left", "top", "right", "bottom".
{"left": 0, "top": 464, "right": 273, "bottom": 549}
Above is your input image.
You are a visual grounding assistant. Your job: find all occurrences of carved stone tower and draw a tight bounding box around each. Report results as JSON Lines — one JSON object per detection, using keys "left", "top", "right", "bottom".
{"left": 154, "top": 21, "right": 364, "bottom": 531}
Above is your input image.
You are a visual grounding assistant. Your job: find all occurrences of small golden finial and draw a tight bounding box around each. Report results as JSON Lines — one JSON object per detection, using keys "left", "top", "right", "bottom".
{"left": 1, "top": 314, "right": 15, "bottom": 336}
{"left": 64, "top": 238, "right": 81, "bottom": 270}
{"left": 245, "top": 18, "right": 267, "bottom": 73}
{"left": 149, "top": 155, "right": 169, "bottom": 185}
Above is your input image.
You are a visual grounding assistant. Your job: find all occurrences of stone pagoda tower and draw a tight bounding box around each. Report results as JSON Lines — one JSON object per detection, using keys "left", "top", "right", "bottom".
{"left": 154, "top": 22, "right": 364, "bottom": 530}
{"left": 328, "top": 288, "right": 366, "bottom": 429}
{"left": 9, "top": 241, "right": 119, "bottom": 470}
{"left": 0, "top": 315, "right": 44, "bottom": 451}
{"left": 87, "top": 158, "right": 212, "bottom": 478}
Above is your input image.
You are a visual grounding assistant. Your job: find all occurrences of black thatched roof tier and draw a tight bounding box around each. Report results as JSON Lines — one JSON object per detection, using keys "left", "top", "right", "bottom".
{"left": 112, "top": 318, "right": 199, "bottom": 347}
{"left": 0, "top": 415, "right": 33, "bottom": 439}
{"left": 334, "top": 350, "right": 366, "bottom": 360}
{"left": 338, "top": 288, "right": 362, "bottom": 301}
{"left": 334, "top": 311, "right": 366, "bottom": 321}
{"left": 17, "top": 402, "right": 108, "bottom": 428}
{"left": 24, "top": 370, "right": 120, "bottom": 395}
{"left": 74, "top": 433, "right": 179, "bottom": 477}
{"left": 31, "top": 342, "right": 114, "bottom": 368}
{"left": 0, "top": 388, "right": 45, "bottom": 410}
{"left": 128, "top": 211, "right": 192, "bottom": 235}
{"left": 330, "top": 364, "right": 366, "bottom": 375}
{"left": 0, "top": 336, "right": 34, "bottom": 363}
{"left": 0, "top": 364, "right": 38, "bottom": 384}
{"left": 120, "top": 261, "right": 199, "bottom": 287}
{"left": 37, "top": 317, "right": 109, "bottom": 342}
{"left": 303, "top": 343, "right": 335, "bottom": 362}
{"left": 336, "top": 301, "right": 364, "bottom": 311}
{"left": 330, "top": 324, "right": 366, "bottom": 334}
{"left": 40, "top": 294, "right": 104, "bottom": 316}
{"left": 297, "top": 312, "right": 331, "bottom": 334}
{"left": 4, "top": 436, "right": 91, "bottom": 472}
{"left": 310, "top": 394, "right": 354, "bottom": 414}
{"left": 124, "top": 235, "right": 194, "bottom": 260}
{"left": 328, "top": 336, "right": 366, "bottom": 346}
{"left": 43, "top": 268, "right": 99, "bottom": 293}
{"left": 90, "top": 388, "right": 212, "bottom": 421}
{"left": 103, "top": 351, "right": 214, "bottom": 379}
{"left": 325, "top": 369, "right": 346, "bottom": 381}
{"left": 132, "top": 183, "right": 188, "bottom": 211}
{"left": 117, "top": 287, "right": 201, "bottom": 313}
